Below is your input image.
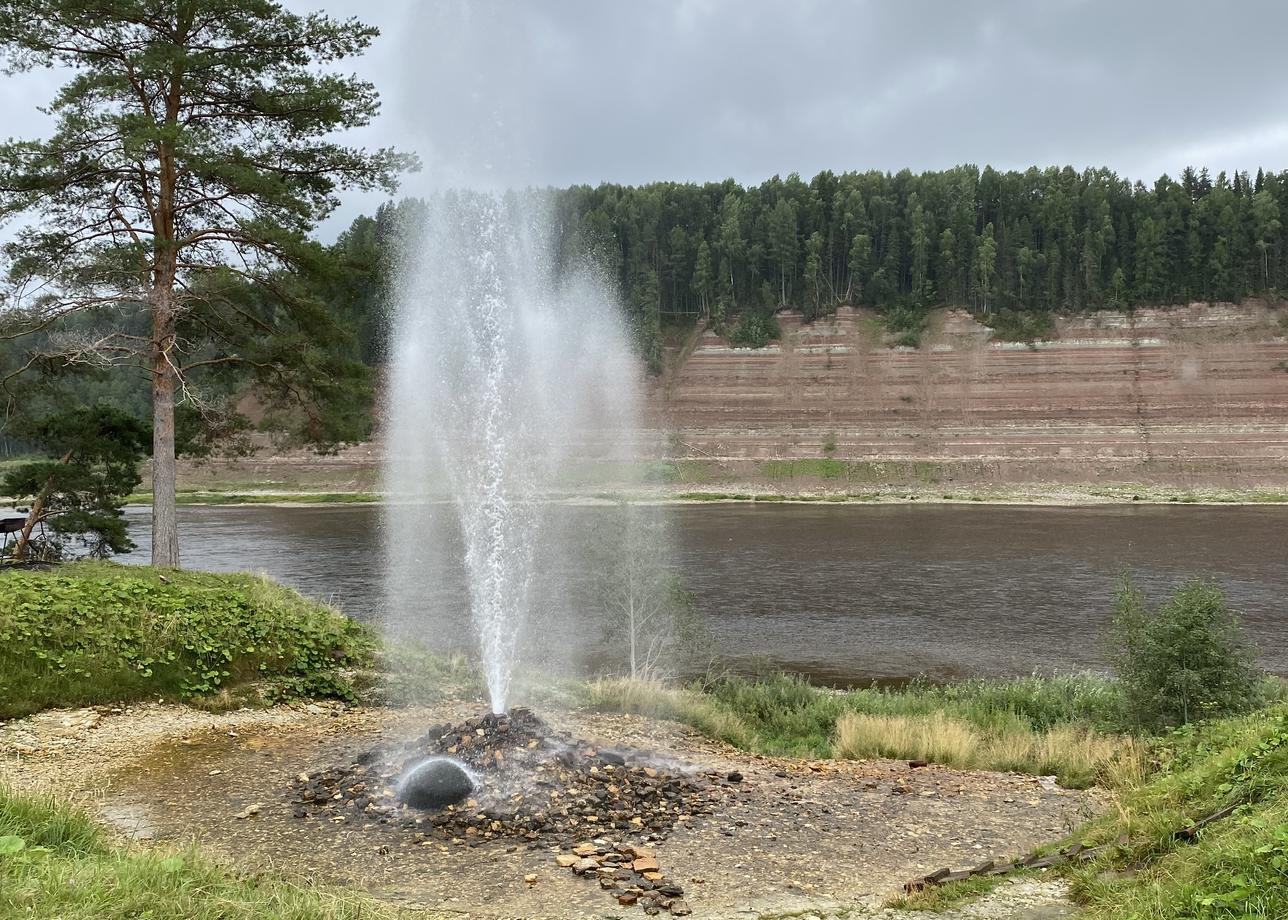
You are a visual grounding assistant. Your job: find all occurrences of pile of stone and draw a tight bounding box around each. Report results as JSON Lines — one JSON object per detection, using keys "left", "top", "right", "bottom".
{"left": 555, "top": 839, "right": 690, "bottom": 915}
{"left": 289, "top": 708, "right": 735, "bottom": 851}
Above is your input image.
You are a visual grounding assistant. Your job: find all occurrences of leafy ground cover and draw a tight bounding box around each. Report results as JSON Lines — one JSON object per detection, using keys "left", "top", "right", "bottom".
{"left": 1064, "top": 705, "right": 1288, "bottom": 919}
{"left": 891, "top": 704, "right": 1288, "bottom": 916}
{"left": 0, "top": 787, "right": 412, "bottom": 920}
{"left": 0, "top": 562, "right": 375, "bottom": 719}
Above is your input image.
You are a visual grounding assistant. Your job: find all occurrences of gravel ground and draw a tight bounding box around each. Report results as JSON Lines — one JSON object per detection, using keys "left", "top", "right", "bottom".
{"left": 0, "top": 700, "right": 1098, "bottom": 919}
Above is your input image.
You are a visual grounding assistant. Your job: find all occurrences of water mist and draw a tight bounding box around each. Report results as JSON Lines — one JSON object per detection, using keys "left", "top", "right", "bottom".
{"left": 382, "top": 191, "right": 640, "bottom": 714}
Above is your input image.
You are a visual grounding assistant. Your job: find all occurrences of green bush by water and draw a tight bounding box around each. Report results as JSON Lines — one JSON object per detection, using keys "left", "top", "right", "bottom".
{"left": 0, "top": 562, "right": 376, "bottom": 718}
{"left": 1111, "top": 577, "right": 1263, "bottom": 731}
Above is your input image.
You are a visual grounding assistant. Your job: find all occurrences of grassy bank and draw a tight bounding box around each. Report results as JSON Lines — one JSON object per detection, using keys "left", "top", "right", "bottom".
{"left": 1064, "top": 704, "right": 1288, "bottom": 919}
{"left": 584, "top": 671, "right": 1141, "bottom": 788}
{"left": 0, "top": 563, "right": 376, "bottom": 719}
{"left": 0, "top": 787, "right": 411, "bottom": 919}
{"left": 109, "top": 483, "right": 1288, "bottom": 507}
{"left": 899, "top": 705, "right": 1288, "bottom": 917}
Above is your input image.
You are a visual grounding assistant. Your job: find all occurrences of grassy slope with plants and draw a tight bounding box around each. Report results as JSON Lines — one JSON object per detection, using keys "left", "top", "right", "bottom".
{"left": 903, "top": 706, "right": 1288, "bottom": 917}
{"left": 1062, "top": 705, "right": 1288, "bottom": 920}
{"left": 0, "top": 787, "right": 413, "bottom": 920}
{"left": 0, "top": 562, "right": 375, "bottom": 719}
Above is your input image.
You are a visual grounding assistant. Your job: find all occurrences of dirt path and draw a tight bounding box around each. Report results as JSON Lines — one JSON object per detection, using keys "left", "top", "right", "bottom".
{"left": 1, "top": 701, "right": 1099, "bottom": 919}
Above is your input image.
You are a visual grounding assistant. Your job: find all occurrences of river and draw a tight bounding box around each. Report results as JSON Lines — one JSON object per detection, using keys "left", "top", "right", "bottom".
{"left": 122, "top": 502, "right": 1288, "bottom": 684}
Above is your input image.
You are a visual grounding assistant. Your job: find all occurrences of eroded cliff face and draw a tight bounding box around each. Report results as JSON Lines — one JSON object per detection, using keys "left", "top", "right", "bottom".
{"left": 169, "top": 301, "right": 1288, "bottom": 495}
{"left": 654, "top": 301, "right": 1288, "bottom": 489}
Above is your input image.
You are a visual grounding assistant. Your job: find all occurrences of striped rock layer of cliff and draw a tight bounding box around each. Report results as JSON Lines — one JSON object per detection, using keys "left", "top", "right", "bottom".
{"left": 654, "top": 302, "right": 1288, "bottom": 489}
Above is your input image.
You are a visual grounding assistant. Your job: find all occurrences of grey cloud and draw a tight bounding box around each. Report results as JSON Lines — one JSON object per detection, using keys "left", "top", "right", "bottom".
{"left": 8, "top": 1, "right": 1287, "bottom": 237}
{"left": 335, "top": 0, "right": 1288, "bottom": 193}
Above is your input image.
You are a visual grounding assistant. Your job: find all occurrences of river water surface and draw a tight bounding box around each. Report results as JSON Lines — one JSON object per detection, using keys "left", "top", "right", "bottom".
{"left": 123, "top": 503, "right": 1288, "bottom": 684}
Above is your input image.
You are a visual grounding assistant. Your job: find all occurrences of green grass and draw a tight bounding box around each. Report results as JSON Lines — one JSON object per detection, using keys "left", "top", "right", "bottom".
{"left": 0, "top": 786, "right": 415, "bottom": 919}
{"left": 374, "top": 644, "right": 485, "bottom": 703}
{"left": 1062, "top": 705, "right": 1288, "bottom": 919}
{"left": 675, "top": 491, "right": 756, "bottom": 501}
{"left": 585, "top": 671, "right": 1136, "bottom": 787}
{"left": 761, "top": 458, "right": 851, "bottom": 481}
{"left": 0, "top": 562, "right": 376, "bottom": 719}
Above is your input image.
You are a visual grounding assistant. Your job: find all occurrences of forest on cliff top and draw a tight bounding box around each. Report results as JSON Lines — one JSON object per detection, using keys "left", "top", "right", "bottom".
{"left": 332, "top": 164, "right": 1288, "bottom": 368}
{"left": 7, "top": 163, "right": 1288, "bottom": 453}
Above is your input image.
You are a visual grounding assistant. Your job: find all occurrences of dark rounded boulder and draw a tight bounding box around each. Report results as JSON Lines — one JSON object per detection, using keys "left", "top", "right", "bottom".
{"left": 398, "top": 758, "right": 475, "bottom": 810}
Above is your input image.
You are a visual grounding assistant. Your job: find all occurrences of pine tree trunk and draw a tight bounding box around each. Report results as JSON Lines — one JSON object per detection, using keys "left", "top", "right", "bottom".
{"left": 150, "top": 291, "right": 180, "bottom": 568}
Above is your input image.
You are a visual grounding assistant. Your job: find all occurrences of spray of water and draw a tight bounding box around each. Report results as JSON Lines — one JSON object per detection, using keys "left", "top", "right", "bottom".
{"left": 382, "top": 191, "right": 639, "bottom": 713}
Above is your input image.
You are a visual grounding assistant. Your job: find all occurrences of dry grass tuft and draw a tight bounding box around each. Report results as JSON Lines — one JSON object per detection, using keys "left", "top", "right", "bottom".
{"left": 834, "top": 711, "right": 1142, "bottom": 786}
{"left": 582, "top": 677, "right": 755, "bottom": 749}
{"left": 835, "top": 712, "right": 982, "bottom": 766}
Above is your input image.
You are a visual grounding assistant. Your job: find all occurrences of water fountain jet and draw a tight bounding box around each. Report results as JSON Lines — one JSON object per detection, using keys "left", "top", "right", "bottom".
{"left": 382, "top": 191, "right": 640, "bottom": 714}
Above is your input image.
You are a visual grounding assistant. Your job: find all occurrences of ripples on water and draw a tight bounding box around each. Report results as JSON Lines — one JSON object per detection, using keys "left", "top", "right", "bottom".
{"left": 122, "top": 503, "right": 1288, "bottom": 684}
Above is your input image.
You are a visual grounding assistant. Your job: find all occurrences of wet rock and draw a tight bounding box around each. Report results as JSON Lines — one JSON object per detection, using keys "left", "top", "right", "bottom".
{"left": 398, "top": 758, "right": 474, "bottom": 810}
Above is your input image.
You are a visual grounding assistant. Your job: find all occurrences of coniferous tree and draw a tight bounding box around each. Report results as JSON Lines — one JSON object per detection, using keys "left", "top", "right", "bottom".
{"left": 0, "top": 0, "right": 414, "bottom": 567}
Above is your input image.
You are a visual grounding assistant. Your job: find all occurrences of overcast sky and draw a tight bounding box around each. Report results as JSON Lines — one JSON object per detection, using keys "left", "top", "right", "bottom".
{"left": 5, "top": 0, "right": 1288, "bottom": 236}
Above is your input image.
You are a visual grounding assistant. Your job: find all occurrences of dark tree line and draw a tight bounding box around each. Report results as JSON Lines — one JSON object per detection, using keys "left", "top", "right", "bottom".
{"left": 332, "top": 165, "right": 1288, "bottom": 368}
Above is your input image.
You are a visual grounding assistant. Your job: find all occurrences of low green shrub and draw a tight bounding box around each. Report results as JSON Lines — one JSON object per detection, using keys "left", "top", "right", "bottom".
{"left": 0, "top": 563, "right": 376, "bottom": 718}
{"left": 880, "top": 301, "right": 927, "bottom": 348}
{"left": 1111, "top": 577, "right": 1263, "bottom": 731}
{"left": 987, "top": 307, "right": 1056, "bottom": 343}
{"left": 726, "top": 309, "right": 780, "bottom": 348}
